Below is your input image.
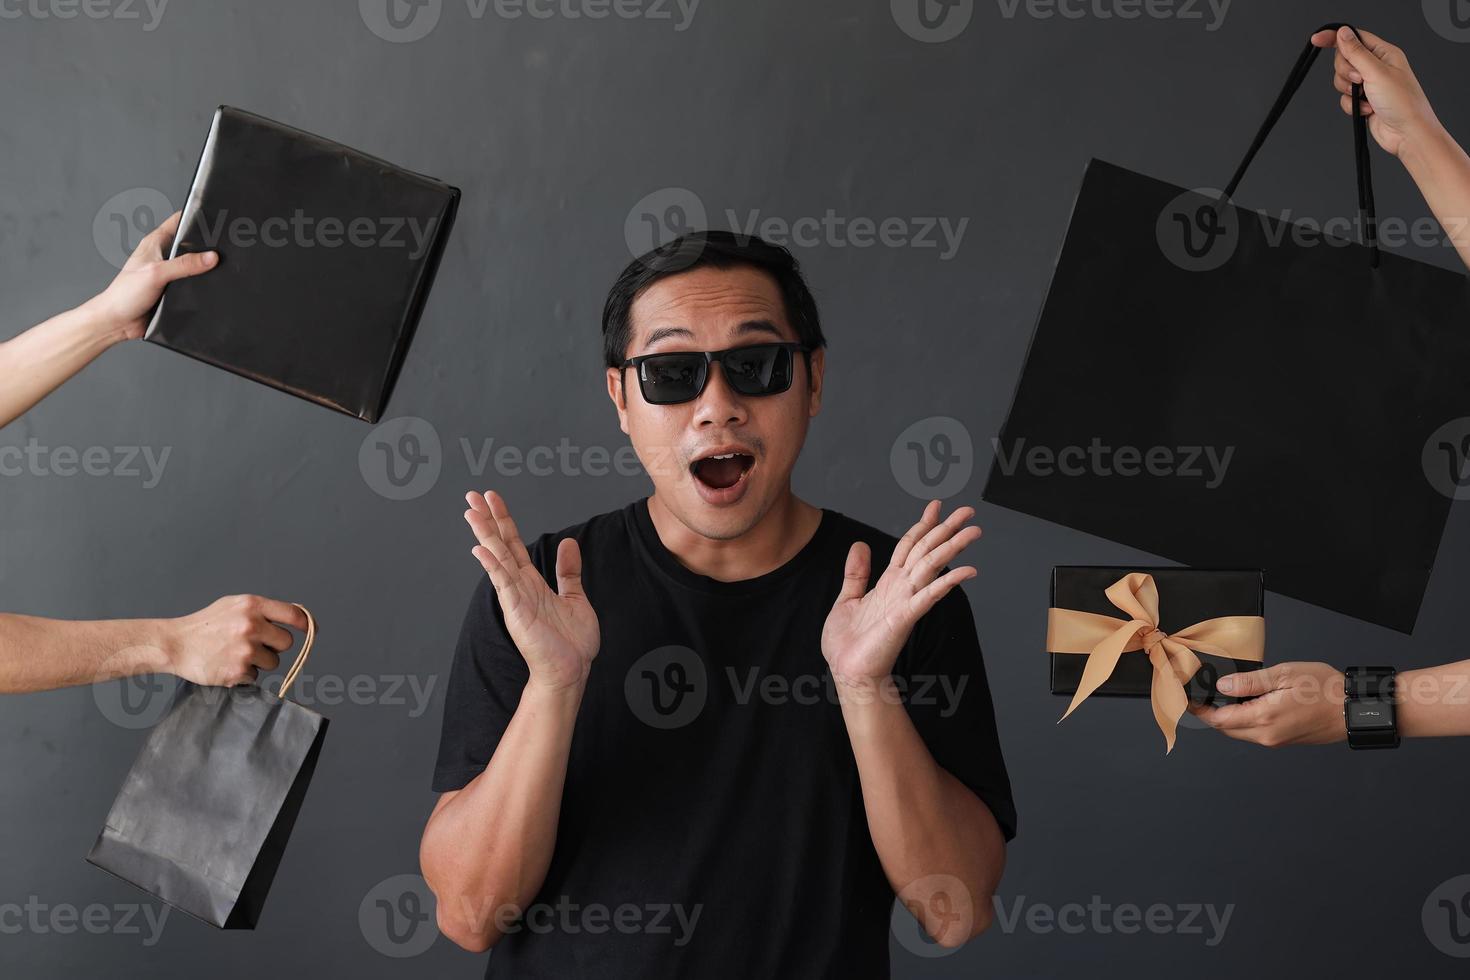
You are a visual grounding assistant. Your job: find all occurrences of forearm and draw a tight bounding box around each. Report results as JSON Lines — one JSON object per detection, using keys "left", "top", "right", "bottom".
{"left": 838, "top": 676, "right": 1005, "bottom": 946}
{"left": 0, "top": 612, "right": 172, "bottom": 693}
{"left": 1398, "top": 123, "right": 1470, "bottom": 273}
{"left": 1397, "top": 660, "right": 1470, "bottom": 738}
{"left": 0, "top": 301, "right": 122, "bottom": 430}
{"left": 421, "top": 680, "right": 584, "bottom": 952}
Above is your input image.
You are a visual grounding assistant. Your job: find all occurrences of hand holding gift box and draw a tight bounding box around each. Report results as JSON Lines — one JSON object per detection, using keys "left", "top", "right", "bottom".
{"left": 1049, "top": 568, "right": 1266, "bottom": 752}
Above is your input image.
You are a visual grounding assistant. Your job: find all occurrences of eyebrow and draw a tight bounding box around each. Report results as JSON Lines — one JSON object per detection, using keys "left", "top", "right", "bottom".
{"left": 640, "top": 319, "right": 786, "bottom": 351}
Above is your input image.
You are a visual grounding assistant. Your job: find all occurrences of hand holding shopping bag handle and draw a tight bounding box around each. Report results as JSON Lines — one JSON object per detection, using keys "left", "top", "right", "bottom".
{"left": 276, "top": 603, "right": 315, "bottom": 700}
{"left": 1221, "top": 22, "right": 1379, "bottom": 267}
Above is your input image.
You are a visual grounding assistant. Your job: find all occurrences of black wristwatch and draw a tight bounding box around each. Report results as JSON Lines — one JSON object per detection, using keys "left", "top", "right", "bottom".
{"left": 1343, "top": 666, "right": 1400, "bottom": 750}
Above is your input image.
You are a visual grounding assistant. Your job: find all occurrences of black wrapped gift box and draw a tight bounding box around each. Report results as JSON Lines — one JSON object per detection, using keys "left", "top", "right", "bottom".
{"left": 1050, "top": 566, "right": 1265, "bottom": 705}
{"left": 145, "top": 106, "right": 461, "bottom": 422}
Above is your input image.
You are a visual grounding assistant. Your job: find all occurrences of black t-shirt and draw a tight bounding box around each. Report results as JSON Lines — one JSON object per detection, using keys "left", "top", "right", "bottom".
{"left": 433, "top": 496, "right": 1016, "bottom": 979}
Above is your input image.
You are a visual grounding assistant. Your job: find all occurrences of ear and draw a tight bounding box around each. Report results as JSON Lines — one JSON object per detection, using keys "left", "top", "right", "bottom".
{"left": 806, "top": 346, "right": 825, "bottom": 417}
{"left": 606, "top": 366, "right": 630, "bottom": 435}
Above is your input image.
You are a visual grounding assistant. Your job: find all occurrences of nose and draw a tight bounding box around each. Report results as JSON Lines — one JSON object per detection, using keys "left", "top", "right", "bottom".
{"left": 692, "top": 359, "right": 748, "bottom": 428}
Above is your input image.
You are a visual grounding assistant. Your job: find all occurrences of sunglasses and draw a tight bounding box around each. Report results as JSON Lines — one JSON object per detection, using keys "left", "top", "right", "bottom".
{"left": 620, "top": 342, "right": 813, "bottom": 406}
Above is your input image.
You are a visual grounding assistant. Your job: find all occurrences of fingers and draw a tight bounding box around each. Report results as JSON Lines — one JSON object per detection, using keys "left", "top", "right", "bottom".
{"left": 485, "top": 490, "right": 533, "bottom": 569}
{"left": 910, "top": 523, "right": 982, "bottom": 586}
{"left": 1188, "top": 699, "right": 1264, "bottom": 731}
{"left": 1340, "top": 93, "right": 1374, "bottom": 117}
{"left": 155, "top": 209, "right": 183, "bottom": 239}
{"left": 154, "top": 249, "right": 219, "bottom": 284}
{"left": 255, "top": 622, "right": 295, "bottom": 653}
{"left": 1351, "top": 27, "right": 1397, "bottom": 61}
{"left": 132, "top": 210, "right": 182, "bottom": 261}
{"left": 464, "top": 494, "right": 517, "bottom": 568}
{"left": 249, "top": 647, "right": 282, "bottom": 672}
{"left": 466, "top": 490, "right": 530, "bottom": 569}
{"left": 554, "top": 537, "right": 585, "bottom": 599}
{"left": 1333, "top": 25, "right": 1388, "bottom": 80}
{"left": 910, "top": 565, "right": 978, "bottom": 617}
{"left": 836, "top": 541, "right": 871, "bottom": 603}
{"left": 906, "top": 504, "right": 975, "bottom": 565}
{"left": 254, "top": 597, "right": 309, "bottom": 631}
{"left": 1215, "top": 664, "right": 1285, "bottom": 699}
{"left": 890, "top": 499, "right": 942, "bottom": 567}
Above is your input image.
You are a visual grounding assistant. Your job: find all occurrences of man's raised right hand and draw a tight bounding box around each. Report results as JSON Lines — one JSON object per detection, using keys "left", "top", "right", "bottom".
{"left": 464, "top": 490, "right": 600, "bottom": 691}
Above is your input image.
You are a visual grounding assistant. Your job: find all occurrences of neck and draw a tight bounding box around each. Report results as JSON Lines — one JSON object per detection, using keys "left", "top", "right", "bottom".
{"left": 646, "top": 489, "right": 823, "bottom": 582}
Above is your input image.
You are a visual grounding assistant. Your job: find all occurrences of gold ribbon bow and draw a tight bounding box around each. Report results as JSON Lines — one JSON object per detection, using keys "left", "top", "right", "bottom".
{"left": 1047, "top": 572, "right": 1265, "bottom": 753}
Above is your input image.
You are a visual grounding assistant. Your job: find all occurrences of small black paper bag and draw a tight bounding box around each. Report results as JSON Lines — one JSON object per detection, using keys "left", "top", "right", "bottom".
{"left": 145, "top": 106, "right": 460, "bottom": 422}
{"left": 983, "top": 26, "right": 1470, "bottom": 633}
{"left": 87, "top": 607, "right": 327, "bottom": 929}
{"left": 1049, "top": 567, "right": 1266, "bottom": 752}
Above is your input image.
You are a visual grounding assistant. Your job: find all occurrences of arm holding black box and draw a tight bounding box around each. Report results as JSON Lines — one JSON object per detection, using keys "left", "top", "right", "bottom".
{"left": 0, "top": 211, "right": 307, "bottom": 696}
{"left": 0, "top": 211, "right": 215, "bottom": 430}
{"left": 1191, "top": 660, "right": 1470, "bottom": 747}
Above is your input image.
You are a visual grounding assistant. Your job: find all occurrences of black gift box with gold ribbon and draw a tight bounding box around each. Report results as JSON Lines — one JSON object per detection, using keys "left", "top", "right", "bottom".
{"left": 1049, "top": 567, "right": 1267, "bottom": 751}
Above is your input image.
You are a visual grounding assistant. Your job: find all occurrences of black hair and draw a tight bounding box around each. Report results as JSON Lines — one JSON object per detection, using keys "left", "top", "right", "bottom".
{"left": 601, "top": 230, "right": 827, "bottom": 370}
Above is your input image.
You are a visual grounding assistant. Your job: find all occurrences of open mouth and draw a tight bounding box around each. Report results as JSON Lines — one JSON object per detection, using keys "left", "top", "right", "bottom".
{"left": 690, "top": 451, "right": 755, "bottom": 491}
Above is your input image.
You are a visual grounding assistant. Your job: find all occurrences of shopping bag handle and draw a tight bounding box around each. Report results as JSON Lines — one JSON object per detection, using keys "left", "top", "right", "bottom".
{"left": 1221, "top": 22, "right": 1379, "bottom": 268}
{"left": 277, "top": 604, "right": 316, "bottom": 701}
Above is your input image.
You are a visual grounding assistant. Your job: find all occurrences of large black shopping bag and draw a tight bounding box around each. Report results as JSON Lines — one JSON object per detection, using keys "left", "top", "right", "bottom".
{"left": 984, "top": 25, "right": 1470, "bottom": 633}
{"left": 87, "top": 606, "right": 328, "bottom": 928}
{"left": 145, "top": 106, "right": 461, "bottom": 422}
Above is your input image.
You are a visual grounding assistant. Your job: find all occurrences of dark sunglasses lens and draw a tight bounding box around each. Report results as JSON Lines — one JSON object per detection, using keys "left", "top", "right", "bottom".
{"left": 722, "top": 345, "right": 793, "bottom": 395}
{"left": 639, "top": 354, "right": 706, "bottom": 404}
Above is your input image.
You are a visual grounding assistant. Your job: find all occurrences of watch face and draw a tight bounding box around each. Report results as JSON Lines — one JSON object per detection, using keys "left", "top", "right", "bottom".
{"left": 1346, "top": 701, "right": 1395, "bottom": 731}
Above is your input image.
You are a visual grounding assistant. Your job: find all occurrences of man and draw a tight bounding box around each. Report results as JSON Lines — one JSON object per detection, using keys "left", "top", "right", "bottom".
{"left": 1192, "top": 27, "right": 1470, "bottom": 748}
{"left": 0, "top": 211, "right": 308, "bottom": 693}
{"left": 420, "top": 231, "right": 1015, "bottom": 977}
